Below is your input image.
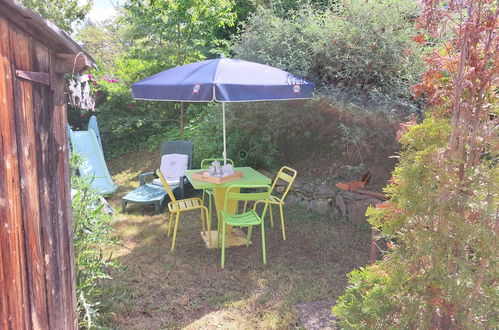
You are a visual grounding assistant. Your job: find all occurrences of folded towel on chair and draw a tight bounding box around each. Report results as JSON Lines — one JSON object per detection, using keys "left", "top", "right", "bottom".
{"left": 152, "top": 153, "right": 188, "bottom": 187}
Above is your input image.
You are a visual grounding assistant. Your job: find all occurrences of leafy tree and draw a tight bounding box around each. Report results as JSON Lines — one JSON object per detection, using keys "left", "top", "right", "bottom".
{"left": 76, "top": 18, "right": 131, "bottom": 71}
{"left": 213, "top": 0, "right": 255, "bottom": 43}
{"left": 19, "top": 0, "right": 92, "bottom": 33}
{"left": 123, "top": 0, "right": 236, "bottom": 72}
{"left": 333, "top": 0, "right": 498, "bottom": 328}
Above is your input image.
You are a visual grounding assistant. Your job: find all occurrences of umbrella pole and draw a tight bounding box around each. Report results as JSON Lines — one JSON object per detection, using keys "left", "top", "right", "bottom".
{"left": 222, "top": 102, "right": 227, "bottom": 165}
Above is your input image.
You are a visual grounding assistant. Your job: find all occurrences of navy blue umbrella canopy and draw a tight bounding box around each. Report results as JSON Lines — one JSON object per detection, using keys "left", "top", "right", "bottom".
{"left": 131, "top": 57, "right": 315, "bottom": 102}
{"left": 131, "top": 57, "right": 315, "bottom": 163}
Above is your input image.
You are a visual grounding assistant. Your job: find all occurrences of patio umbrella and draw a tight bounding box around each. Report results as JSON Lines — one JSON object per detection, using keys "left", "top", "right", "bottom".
{"left": 131, "top": 56, "right": 315, "bottom": 163}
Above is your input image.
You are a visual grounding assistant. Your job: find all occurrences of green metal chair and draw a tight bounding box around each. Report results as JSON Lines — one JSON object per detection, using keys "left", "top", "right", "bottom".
{"left": 247, "top": 166, "right": 297, "bottom": 240}
{"left": 219, "top": 184, "right": 271, "bottom": 269}
{"left": 200, "top": 158, "right": 234, "bottom": 222}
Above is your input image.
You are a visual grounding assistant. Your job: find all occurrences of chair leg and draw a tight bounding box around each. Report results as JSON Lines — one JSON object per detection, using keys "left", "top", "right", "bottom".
{"left": 217, "top": 210, "right": 223, "bottom": 248}
{"left": 253, "top": 200, "right": 262, "bottom": 214}
{"left": 221, "top": 221, "right": 226, "bottom": 269}
{"left": 279, "top": 203, "right": 286, "bottom": 240}
{"left": 246, "top": 225, "right": 253, "bottom": 247}
{"left": 269, "top": 204, "right": 274, "bottom": 228}
{"left": 243, "top": 201, "right": 248, "bottom": 213}
{"left": 171, "top": 212, "right": 180, "bottom": 252}
{"left": 200, "top": 205, "right": 206, "bottom": 236}
{"left": 204, "top": 206, "right": 212, "bottom": 247}
{"left": 261, "top": 221, "right": 266, "bottom": 265}
{"left": 167, "top": 212, "right": 174, "bottom": 237}
{"left": 208, "top": 194, "right": 213, "bottom": 226}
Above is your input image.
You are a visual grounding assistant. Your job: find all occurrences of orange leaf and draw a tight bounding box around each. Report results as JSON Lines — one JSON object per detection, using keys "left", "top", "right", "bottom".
{"left": 412, "top": 33, "right": 425, "bottom": 44}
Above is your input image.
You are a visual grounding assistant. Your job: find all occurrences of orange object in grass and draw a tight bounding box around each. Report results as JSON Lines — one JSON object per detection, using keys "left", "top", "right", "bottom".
{"left": 335, "top": 172, "right": 371, "bottom": 191}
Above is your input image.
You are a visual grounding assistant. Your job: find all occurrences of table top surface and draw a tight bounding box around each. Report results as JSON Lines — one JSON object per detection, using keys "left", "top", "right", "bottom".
{"left": 185, "top": 167, "right": 271, "bottom": 189}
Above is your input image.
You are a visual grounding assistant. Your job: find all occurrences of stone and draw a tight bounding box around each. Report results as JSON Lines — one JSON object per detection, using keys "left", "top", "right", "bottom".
{"left": 293, "top": 180, "right": 303, "bottom": 189}
{"left": 276, "top": 185, "right": 286, "bottom": 193}
{"left": 335, "top": 193, "right": 347, "bottom": 217}
{"left": 316, "top": 184, "right": 336, "bottom": 197}
{"left": 275, "top": 179, "right": 287, "bottom": 186}
{"left": 335, "top": 190, "right": 383, "bottom": 226}
{"left": 346, "top": 199, "right": 375, "bottom": 226}
{"left": 300, "top": 183, "right": 315, "bottom": 195}
{"left": 285, "top": 194, "right": 302, "bottom": 205}
{"left": 295, "top": 300, "right": 338, "bottom": 330}
{"left": 301, "top": 200, "right": 312, "bottom": 210}
{"left": 309, "top": 199, "right": 331, "bottom": 215}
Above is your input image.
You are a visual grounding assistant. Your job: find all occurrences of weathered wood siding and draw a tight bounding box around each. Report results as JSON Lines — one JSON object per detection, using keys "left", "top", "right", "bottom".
{"left": 0, "top": 12, "right": 77, "bottom": 330}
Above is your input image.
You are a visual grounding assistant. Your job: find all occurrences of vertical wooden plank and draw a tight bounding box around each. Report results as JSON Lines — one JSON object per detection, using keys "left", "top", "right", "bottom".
{"left": 52, "top": 66, "right": 77, "bottom": 329}
{"left": 0, "top": 17, "right": 31, "bottom": 330}
{"left": 30, "top": 40, "right": 53, "bottom": 330}
{"left": 11, "top": 25, "right": 50, "bottom": 329}
{"left": 33, "top": 53, "right": 76, "bottom": 329}
{"left": 34, "top": 59, "right": 64, "bottom": 329}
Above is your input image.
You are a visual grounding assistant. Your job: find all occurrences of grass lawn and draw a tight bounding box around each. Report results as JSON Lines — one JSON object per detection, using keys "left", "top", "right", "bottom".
{"left": 99, "top": 151, "right": 371, "bottom": 329}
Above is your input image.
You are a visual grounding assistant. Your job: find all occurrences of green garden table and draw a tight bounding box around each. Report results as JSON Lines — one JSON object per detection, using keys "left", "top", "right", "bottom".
{"left": 185, "top": 167, "right": 271, "bottom": 248}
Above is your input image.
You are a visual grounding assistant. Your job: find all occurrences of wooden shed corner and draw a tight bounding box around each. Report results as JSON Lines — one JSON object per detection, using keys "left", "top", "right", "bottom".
{"left": 0, "top": 0, "right": 95, "bottom": 329}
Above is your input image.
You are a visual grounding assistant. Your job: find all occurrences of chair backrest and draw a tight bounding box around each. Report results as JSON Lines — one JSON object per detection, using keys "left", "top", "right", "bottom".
{"left": 156, "top": 169, "right": 178, "bottom": 205}
{"left": 159, "top": 154, "right": 188, "bottom": 179}
{"left": 270, "top": 166, "right": 297, "bottom": 200}
{"left": 161, "top": 140, "right": 194, "bottom": 169}
{"left": 200, "top": 158, "right": 234, "bottom": 169}
{"left": 224, "top": 184, "right": 271, "bottom": 218}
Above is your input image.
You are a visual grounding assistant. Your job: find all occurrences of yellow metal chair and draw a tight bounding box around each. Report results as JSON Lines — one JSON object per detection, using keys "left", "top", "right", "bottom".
{"left": 219, "top": 184, "right": 271, "bottom": 269}
{"left": 200, "top": 158, "right": 234, "bottom": 222}
{"left": 157, "top": 170, "right": 211, "bottom": 251}
{"left": 251, "top": 166, "right": 297, "bottom": 240}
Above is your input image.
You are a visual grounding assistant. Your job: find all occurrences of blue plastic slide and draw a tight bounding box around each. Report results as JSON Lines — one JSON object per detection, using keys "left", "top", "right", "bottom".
{"left": 69, "top": 117, "right": 117, "bottom": 195}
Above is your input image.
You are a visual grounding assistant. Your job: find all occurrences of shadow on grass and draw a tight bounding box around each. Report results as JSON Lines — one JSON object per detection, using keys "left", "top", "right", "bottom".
{"left": 99, "top": 149, "right": 370, "bottom": 328}
{"left": 99, "top": 192, "right": 371, "bottom": 329}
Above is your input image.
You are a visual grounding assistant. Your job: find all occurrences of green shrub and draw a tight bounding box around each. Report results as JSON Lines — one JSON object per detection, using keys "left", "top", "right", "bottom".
{"left": 333, "top": 116, "right": 498, "bottom": 328}
{"left": 91, "top": 77, "right": 180, "bottom": 158}
{"left": 233, "top": 0, "right": 424, "bottom": 111}
{"left": 71, "top": 154, "right": 119, "bottom": 328}
{"left": 332, "top": 0, "right": 498, "bottom": 323}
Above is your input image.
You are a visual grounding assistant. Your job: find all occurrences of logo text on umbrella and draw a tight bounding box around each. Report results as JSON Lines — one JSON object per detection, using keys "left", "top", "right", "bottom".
{"left": 192, "top": 83, "right": 201, "bottom": 94}
{"left": 293, "top": 84, "right": 301, "bottom": 94}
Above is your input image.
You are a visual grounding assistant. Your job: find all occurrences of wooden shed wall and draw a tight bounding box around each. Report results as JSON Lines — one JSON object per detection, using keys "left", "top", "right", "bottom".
{"left": 0, "top": 13, "right": 76, "bottom": 330}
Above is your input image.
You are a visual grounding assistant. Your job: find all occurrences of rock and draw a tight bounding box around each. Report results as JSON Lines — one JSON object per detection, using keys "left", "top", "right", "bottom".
{"left": 346, "top": 199, "right": 375, "bottom": 226}
{"left": 285, "top": 194, "right": 302, "bottom": 205}
{"left": 275, "top": 179, "right": 287, "bottom": 186}
{"left": 301, "top": 183, "right": 315, "bottom": 195}
{"left": 336, "top": 190, "right": 383, "bottom": 226}
{"left": 301, "top": 200, "right": 312, "bottom": 210}
{"left": 309, "top": 199, "right": 330, "bottom": 215}
{"left": 292, "top": 180, "right": 303, "bottom": 189}
{"left": 295, "top": 300, "right": 338, "bottom": 330}
{"left": 335, "top": 193, "right": 347, "bottom": 217}
{"left": 316, "top": 185, "right": 336, "bottom": 197}
{"left": 276, "top": 185, "right": 286, "bottom": 193}
{"left": 329, "top": 207, "right": 341, "bottom": 220}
